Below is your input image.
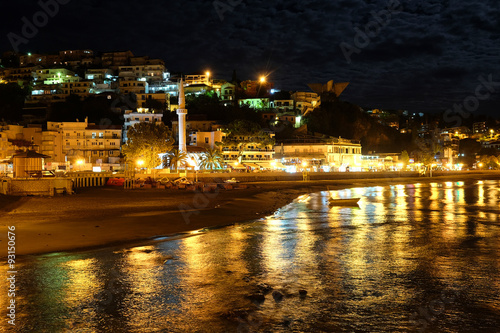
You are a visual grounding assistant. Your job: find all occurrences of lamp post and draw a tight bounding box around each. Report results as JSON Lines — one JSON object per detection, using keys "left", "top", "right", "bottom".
{"left": 205, "top": 71, "right": 211, "bottom": 86}
{"left": 302, "top": 161, "right": 309, "bottom": 181}
{"left": 76, "top": 159, "right": 85, "bottom": 171}
{"left": 136, "top": 159, "right": 144, "bottom": 173}
{"left": 188, "top": 158, "right": 198, "bottom": 183}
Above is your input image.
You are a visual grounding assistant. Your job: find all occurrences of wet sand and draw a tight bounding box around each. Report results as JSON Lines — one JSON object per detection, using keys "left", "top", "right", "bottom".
{"left": 1, "top": 173, "right": 499, "bottom": 256}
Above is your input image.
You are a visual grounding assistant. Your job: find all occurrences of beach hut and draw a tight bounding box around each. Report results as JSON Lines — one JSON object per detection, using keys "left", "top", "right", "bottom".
{"left": 12, "top": 150, "right": 51, "bottom": 178}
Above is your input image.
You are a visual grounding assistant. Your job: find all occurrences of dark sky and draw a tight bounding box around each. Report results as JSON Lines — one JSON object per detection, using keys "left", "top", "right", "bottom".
{"left": 1, "top": 0, "right": 500, "bottom": 117}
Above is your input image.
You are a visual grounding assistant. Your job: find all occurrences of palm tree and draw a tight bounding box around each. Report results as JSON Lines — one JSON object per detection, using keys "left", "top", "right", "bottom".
{"left": 167, "top": 148, "right": 188, "bottom": 172}
{"left": 199, "top": 148, "right": 224, "bottom": 171}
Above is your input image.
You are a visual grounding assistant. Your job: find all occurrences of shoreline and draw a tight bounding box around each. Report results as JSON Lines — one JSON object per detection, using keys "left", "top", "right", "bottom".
{"left": 1, "top": 173, "right": 500, "bottom": 257}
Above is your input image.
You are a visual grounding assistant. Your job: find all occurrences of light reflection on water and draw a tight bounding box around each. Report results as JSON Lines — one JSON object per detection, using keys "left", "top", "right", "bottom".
{"left": 1, "top": 180, "right": 500, "bottom": 332}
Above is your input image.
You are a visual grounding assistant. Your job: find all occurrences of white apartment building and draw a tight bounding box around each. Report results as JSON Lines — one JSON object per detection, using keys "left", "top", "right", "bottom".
{"left": 33, "top": 68, "right": 79, "bottom": 84}
{"left": 123, "top": 109, "right": 163, "bottom": 143}
{"left": 118, "top": 64, "right": 168, "bottom": 82}
{"left": 274, "top": 138, "right": 362, "bottom": 171}
{"left": 189, "top": 130, "right": 226, "bottom": 149}
{"left": 291, "top": 92, "right": 320, "bottom": 115}
{"left": 119, "top": 80, "right": 149, "bottom": 94}
{"left": 85, "top": 69, "right": 114, "bottom": 83}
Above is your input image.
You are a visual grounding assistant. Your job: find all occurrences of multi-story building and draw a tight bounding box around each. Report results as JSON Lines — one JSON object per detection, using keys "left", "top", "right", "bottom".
{"left": 130, "top": 57, "right": 165, "bottom": 67}
{"left": 136, "top": 93, "right": 169, "bottom": 110}
{"left": 274, "top": 137, "right": 362, "bottom": 171}
{"left": 473, "top": 121, "right": 487, "bottom": 134}
{"left": 185, "top": 74, "right": 210, "bottom": 86}
{"left": 218, "top": 82, "right": 236, "bottom": 106}
{"left": 102, "top": 51, "right": 134, "bottom": 68}
{"left": 85, "top": 69, "right": 114, "bottom": 83}
{"left": 59, "top": 50, "right": 93, "bottom": 61}
{"left": 148, "top": 81, "right": 178, "bottom": 96}
{"left": 119, "top": 80, "right": 148, "bottom": 94}
{"left": 189, "top": 130, "right": 226, "bottom": 149}
{"left": 271, "top": 99, "right": 295, "bottom": 112}
{"left": 33, "top": 68, "right": 78, "bottom": 84}
{"left": 239, "top": 98, "right": 270, "bottom": 109}
{"left": 47, "top": 118, "right": 122, "bottom": 165}
{"left": 2, "top": 66, "right": 39, "bottom": 84}
{"left": 221, "top": 133, "right": 275, "bottom": 169}
{"left": 20, "top": 54, "right": 62, "bottom": 67}
{"left": 118, "top": 64, "right": 167, "bottom": 82}
{"left": 123, "top": 108, "right": 163, "bottom": 143}
{"left": 40, "top": 130, "right": 64, "bottom": 165}
{"left": 30, "top": 81, "right": 95, "bottom": 103}
{"left": 291, "top": 92, "right": 320, "bottom": 115}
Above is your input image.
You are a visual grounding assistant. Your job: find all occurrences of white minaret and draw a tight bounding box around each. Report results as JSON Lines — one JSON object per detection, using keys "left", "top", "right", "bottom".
{"left": 176, "top": 78, "right": 187, "bottom": 153}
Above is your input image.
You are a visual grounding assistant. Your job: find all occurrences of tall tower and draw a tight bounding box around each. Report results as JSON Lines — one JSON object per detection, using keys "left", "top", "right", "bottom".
{"left": 176, "top": 78, "right": 187, "bottom": 153}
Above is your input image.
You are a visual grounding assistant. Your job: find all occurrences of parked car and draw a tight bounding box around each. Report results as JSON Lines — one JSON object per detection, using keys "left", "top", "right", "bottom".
{"left": 173, "top": 177, "right": 193, "bottom": 185}
{"left": 106, "top": 177, "right": 125, "bottom": 186}
{"left": 158, "top": 177, "right": 172, "bottom": 185}
{"left": 224, "top": 178, "right": 240, "bottom": 183}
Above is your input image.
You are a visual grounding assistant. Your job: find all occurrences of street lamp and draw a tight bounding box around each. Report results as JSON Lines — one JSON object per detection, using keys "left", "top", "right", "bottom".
{"left": 76, "top": 159, "right": 85, "bottom": 171}
{"left": 302, "top": 161, "right": 309, "bottom": 181}
{"left": 136, "top": 159, "right": 144, "bottom": 173}
{"left": 188, "top": 158, "right": 198, "bottom": 183}
{"left": 259, "top": 76, "right": 266, "bottom": 83}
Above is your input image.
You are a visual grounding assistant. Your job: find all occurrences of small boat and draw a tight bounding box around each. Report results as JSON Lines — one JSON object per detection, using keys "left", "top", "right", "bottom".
{"left": 329, "top": 197, "right": 360, "bottom": 206}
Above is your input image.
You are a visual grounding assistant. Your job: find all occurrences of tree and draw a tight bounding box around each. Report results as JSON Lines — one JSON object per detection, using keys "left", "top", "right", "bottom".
{"left": 122, "top": 122, "right": 173, "bottom": 169}
{"left": 400, "top": 150, "right": 410, "bottom": 167}
{"left": 166, "top": 148, "right": 188, "bottom": 172}
{"left": 479, "top": 155, "right": 499, "bottom": 169}
{"left": 199, "top": 148, "right": 224, "bottom": 170}
{"left": 458, "top": 138, "right": 482, "bottom": 167}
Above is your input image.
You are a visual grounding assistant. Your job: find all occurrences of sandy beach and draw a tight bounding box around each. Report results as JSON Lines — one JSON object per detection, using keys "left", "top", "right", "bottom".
{"left": 1, "top": 173, "right": 499, "bottom": 257}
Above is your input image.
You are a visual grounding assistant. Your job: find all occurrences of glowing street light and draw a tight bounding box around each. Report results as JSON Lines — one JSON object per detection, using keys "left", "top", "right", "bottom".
{"left": 136, "top": 160, "right": 144, "bottom": 167}
{"left": 478, "top": 162, "right": 484, "bottom": 168}
{"left": 259, "top": 76, "right": 266, "bottom": 83}
{"left": 187, "top": 158, "right": 198, "bottom": 183}
{"left": 205, "top": 71, "right": 211, "bottom": 77}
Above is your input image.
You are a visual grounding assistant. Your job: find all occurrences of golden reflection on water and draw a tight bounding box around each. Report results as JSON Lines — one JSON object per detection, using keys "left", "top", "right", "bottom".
{"left": 1, "top": 180, "right": 500, "bottom": 332}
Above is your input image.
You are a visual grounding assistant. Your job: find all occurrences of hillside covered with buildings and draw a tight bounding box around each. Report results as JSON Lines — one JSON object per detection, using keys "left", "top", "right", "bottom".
{"left": 1, "top": 49, "right": 499, "bottom": 175}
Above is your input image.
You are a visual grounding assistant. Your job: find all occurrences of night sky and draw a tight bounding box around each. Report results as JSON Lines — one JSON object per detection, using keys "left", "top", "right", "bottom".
{"left": 1, "top": 0, "right": 499, "bottom": 117}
